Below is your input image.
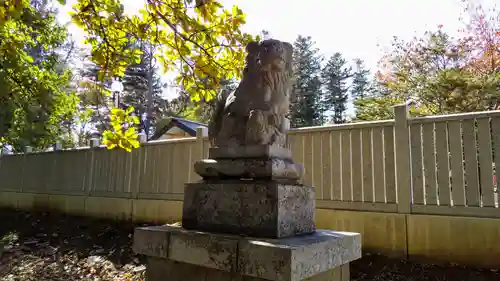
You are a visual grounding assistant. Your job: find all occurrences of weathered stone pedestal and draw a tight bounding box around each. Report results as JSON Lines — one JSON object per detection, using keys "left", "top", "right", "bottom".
{"left": 133, "top": 144, "right": 362, "bottom": 281}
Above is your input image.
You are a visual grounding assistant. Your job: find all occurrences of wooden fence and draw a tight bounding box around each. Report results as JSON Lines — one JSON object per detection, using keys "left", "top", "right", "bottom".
{"left": 1, "top": 102, "right": 500, "bottom": 267}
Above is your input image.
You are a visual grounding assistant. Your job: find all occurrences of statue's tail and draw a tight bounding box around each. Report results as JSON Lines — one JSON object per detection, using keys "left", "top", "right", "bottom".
{"left": 208, "top": 90, "right": 228, "bottom": 146}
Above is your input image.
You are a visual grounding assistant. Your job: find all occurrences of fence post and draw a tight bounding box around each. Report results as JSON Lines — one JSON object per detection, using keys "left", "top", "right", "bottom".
{"left": 90, "top": 138, "right": 100, "bottom": 148}
{"left": 19, "top": 146, "right": 33, "bottom": 193}
{"left": 53, "top": 142, "right": 62, "bottom": 151}
{"left": 394, "top": 102, "right": 412, "bottom": 214}
{"left": 86, "top": 138, "right": 100, "bottom": 199}
{"left": 138, "top": 133, "right": 147, "bottom": 144}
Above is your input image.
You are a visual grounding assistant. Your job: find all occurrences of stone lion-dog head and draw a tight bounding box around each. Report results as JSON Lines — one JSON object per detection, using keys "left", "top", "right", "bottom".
{"left": 244, "top": 39, "right": 293, "bottom": 75}
{"left": 245, "top": 39, "right": 294, "bottom": 105}
{"left": 256, "top": 39, "right": 293, "bottom": 74}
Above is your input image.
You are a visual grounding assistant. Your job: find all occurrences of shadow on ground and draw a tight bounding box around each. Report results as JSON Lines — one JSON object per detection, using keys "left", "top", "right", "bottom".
{"left": 0, "top": 208, "right": 150, "bottom": 280}
{"left": 0, "top": 208, "right": 498, "bottom": 281}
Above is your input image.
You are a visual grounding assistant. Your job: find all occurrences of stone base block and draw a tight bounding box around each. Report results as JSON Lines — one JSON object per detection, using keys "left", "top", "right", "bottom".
{"left": 182, "top": 181, "right": 315, "bottom": 238}
{"left": 133, "top": 226, "right": 361, "bottom": 281}
{"left": 209, "top": 145, "right": 293, "bottom": 160}
{"left": 194, "top": 158, "right": 304, "bottom": 181}
{"left": 145, "top": 258, "right": 350, "bottom": 281}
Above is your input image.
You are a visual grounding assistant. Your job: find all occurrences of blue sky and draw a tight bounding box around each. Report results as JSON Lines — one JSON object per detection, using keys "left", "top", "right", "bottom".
{"left": 56, "top": 0, "right": 474, "bottom": 116}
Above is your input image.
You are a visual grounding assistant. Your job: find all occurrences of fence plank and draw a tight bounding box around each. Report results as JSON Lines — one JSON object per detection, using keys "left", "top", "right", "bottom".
{"left": 290, "top": 134, "right": 304, "bottom": 184}
{"left": 362, "top": 128, "right": 374, "bottom": 202}
{"left": 150, "top": 146, "right": 162, "bottom": 194}
{"left": 303, "top": 133, "right": 314, "bottom": 187}
{"left": 321, "top": 131, "right": 332, "bottom": 200}
{"left": 341, "top": 130, "right": 352, "bottom": 201}
{"left": 61, "top": 152, "right": 74, "bottom": 191}
{"left": 91, "top": 149, "right": 107, "bottom": 192}
{"left": 462, "top": 119, "right": 480, "bottom": 207}
{"left": 43, "top": 153, "right": 57, "bottom": 191}
{"left": 492, "top": 117, "right": 500, "bottom": 207}
{"left": 115, "top": 150, "right": 128, "bottom": 193}
{"left": 351, "top": 129, "right": 363, "bottom": 202}
{"left": 171, "top": 143, "right": 181, "bottom": 193}
{"left": 87, "top": 150, "right": 99, "bottom": 192}
{"left": 60, "top": 152, "right": 73, "bottom": 191}
{"left": 331, "top": 131, "right": 342, "bottom": 201}
{"left": 123, "top": 150, "right": 133, "bottom": 193}
{"left": 103, "top": 150, "right": 114, "bottom": 192}
{"left": 102, "top": 150, "right": 113, "bottom": 192}
{"left": 435, "top": 122, "right": 451, "bottom": 206}
{"left": 82, "top": 151, "right": 93, "bottom": 192}
{"left": 158, "top": 145, "right": 171, "bottom": 193}
{"left": 106, "top": 150, "right": 115, "bottom": 192}
{"left": 384, "top": 126, "right": 396, "bottom": 203}
{"left": 175, "top": 143, "right": 190, "bottom": 193}
{"left": 113, "top": 150, "right": 127, "bottom": 194}
{"left": 116, "top": 150, "right": 127, "bottom": 193}
{"left": 134, "top": 147, "right": 146, "bottom": 194}
{"left": 120, "top": 150, "right": 129, "bottom": 193}
{"left": 448, "top": 121, "right": 466, "bottom": 206}
{"left": 289, "top": 134, "right": 301, "bottom": 161}
{"left": 13, "top": 155, "right": 26, "bottom": 191}
{"left": 129, "top": 146, "right": 144, "bottom": 197}
{"left": 0, "top": 156, "right": 20, "bottom": 191}
{"left": 23, "top": 154, "right": 45, "bottom": 192}
{"left": 313, "top": 132, "right": 323, "bottom": 199}
{"left": 31, "top": 153, "right": 48, "bottom": 191}
{"left": 422, "top": 123, "right": 437, "bottom": 205}
{"left": 141, "top": 146, "right": 155, "bottom": 193}
{"left": 477, "top": 118, "right": 495, "bottom": 207}
{"left": 372, "top": 127, "right": 385, "bottom": 203}
{"left": 410, "top": 124, "right": 424, "bottom": 205}
{"left": 108, "top": 151, "right": 117, "bottom": 192}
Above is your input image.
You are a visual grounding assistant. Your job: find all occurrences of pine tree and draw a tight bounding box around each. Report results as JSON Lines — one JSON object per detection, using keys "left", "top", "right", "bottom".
{"left": 351, "top": 59, "right": 371, "bottom": 100}
{"left": 290, "top": 35, "right": 324, "bottom": 128}
{"left": 121, "top": 41, "right": 166, "bottom": 137}
{"left": 350, "top": 58, "right": 371, "bottom": 117}
{"left": 321, "top": 53, "right": 352, "bottom": 124}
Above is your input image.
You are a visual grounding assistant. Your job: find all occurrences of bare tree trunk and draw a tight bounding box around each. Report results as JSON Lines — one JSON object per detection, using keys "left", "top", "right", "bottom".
{"left": 146, "top": 43, "right": 154, "bottom": 140}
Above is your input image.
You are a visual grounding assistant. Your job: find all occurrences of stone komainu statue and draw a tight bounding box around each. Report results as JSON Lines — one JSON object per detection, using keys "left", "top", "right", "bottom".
{"left": 208, "top": 39, "right": 293, "bottom": 148}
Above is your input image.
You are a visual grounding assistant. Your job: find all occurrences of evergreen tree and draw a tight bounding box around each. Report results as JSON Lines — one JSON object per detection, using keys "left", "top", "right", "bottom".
{"left": 121, "top": 41, "right": 166, "bottom": 137}
{"left": 351, "top": 59, "right": 371, "bottom": 100}
{"left": 77, "top": 58, "right": 108, "bottom": 106}
{"left": 321, "top": 53, "right": 352, "bottom": 124}
{"left": 290, "top": 35, "right": 324, "bottom": 128}
{"left": 350, "top": 58, "right": 371, "bottom": 117}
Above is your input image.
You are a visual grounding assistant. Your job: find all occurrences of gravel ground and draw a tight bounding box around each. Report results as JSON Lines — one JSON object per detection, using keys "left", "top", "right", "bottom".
{"left": 0, "top": 208, "right": 498, "bottom": 281}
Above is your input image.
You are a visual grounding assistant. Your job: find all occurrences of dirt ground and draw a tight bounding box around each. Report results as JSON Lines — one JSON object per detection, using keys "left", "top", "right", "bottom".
{"left": 0, "top": 208, "right": 498, "bottom": 281}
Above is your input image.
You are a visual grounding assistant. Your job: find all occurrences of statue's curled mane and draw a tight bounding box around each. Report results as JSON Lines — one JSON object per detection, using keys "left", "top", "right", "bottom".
{"left": 208, "top": 39, "right": 294, "bottom": 148}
